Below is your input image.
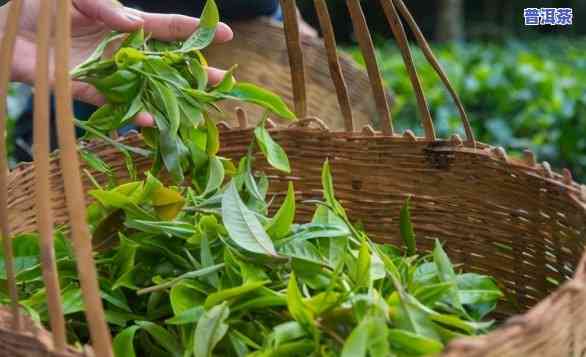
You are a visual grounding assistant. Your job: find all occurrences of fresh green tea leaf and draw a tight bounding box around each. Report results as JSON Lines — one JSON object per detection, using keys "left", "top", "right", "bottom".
{"left": 223, "top": 83, "right": 295, "bottom": 120}
{"left": 194, "top": 302, "right": 230, "bottom": 357}
{"left": 266, "top": 182, "right": 295, "bottom": 239}
{"left": 286, "top": 272, "right": 315, "bottom": 333}
{"left": 321, "top": 160, "right": 347, "bottom": 218}
{"left": 254, "top": 126, "right": 291, "bottom": 173}
{"left": 413, "top": 282, "right": 453, "bottom": 307}
{"left": 190, "top": 54, "right": 208, "bottom": 90}
{"left": 341, "top": 316, "right": 390, "bottom": 357}
{"left": 279, "top": 240, "right": 323, "bottom": 266}
{"left": 456, "top": 273, "right": 503, "bottom": 320}
{"left": 354, "top": 240, "right": 372, "bottom": 288}
{"left": 388, "top": 328, "right": 444, "bottom": 355}
{"left": 400, "top": 197, "right": 417, "bottom": 256}
{"left": 125, "top": 219, "right": 196, "bottom": 239}
{"left": 202, "top": 156, "right": 225, "bottom": 197}
{"left": 206, "top": 117, "right": 220, "bottom": 156}
{"left": 205, "top": 281, "right": 267, "bottom": 309}
{"left": 165, "top": 306, "right": 205, "bottom": 325}
{"left": 213, "top": 65, "right": 237, "bottom": 93}
{"left": 181, "top": 0, "right": 219, "bottom": 51}
{"left": 136, "top": 321, "right": 183, "bottom": 357}
{"left": 433, "top": 240, "right": 468, "bottom": 317}
{"left": 81, "top": 149, "right": 113, "bottom": 175}
{"left": 72, "top": 32, "right": 125, "bottom": 74}
{"left": 113, "top": 325, "right": 140, "bottom": 357}
{"left": 170, "top": 281, "right": 205, "bottom": 315}
{"left": 222, "top": 182, "right": 277, "bottom": 257}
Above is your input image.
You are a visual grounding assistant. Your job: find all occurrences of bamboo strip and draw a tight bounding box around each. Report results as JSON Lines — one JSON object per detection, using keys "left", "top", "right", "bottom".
{"left": 236, "top": 107, "right": 248, "bottom": 129}
{"left": 33, "top": 0, "right": 67, "bottom": 352}
{"left": 53, "top": 1, "right": 113, "bottom": 356}
{"left": 346, "top": 0, "right": 393, "bottom": 135}
{"left": 0, "top": 0, "right": 23, "bottom": 331}
{"left": 379, "top": 0, "right": 435, "bottom": 140}
{"left": 313, "top": 0, "right": 354, "bottom": 132}
{"left": 393, "top": 0, "right": 475, "bottom": 143}
{"left": 279, "top": 0, "right": 308, "bottom": 118}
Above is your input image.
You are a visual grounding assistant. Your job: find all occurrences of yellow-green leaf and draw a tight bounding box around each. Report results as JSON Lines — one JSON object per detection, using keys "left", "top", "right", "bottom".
{"left": 204, "top": 281, "right": 267, "bottom": 309}
{"left": 181, "top": 0, "right": 219, "bottom": 51}
{"left": 287, "top": 272, "right": 314, "bottom": 332}
{"left": 266, "top": 182, "right": 296, "bottom": 239}
{"left": 206, "top": 117, "right": 220, "bottom": 156}
{"left": 225, "top": 82, "right": 295, "bottom": 120}
{"left": 400, "top": 197, "right": 417, "bottom": 256}
{"left": 354, "top": 240, "right": 371, "bottom": 288}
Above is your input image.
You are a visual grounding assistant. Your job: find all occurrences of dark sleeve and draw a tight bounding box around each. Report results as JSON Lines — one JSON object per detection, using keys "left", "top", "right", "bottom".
{"left": 122, "top": 0, "right": 279, "bottom": 21}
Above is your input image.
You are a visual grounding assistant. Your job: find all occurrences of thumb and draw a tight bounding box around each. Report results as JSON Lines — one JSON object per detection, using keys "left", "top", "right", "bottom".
{"left": 73, "top": 0, "right": 144, "bottom": 32}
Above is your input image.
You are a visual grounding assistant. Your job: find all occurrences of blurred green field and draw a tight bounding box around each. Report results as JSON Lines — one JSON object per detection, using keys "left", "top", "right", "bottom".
{"left": 348, "top": 38, "right": 586, "bottom": 181}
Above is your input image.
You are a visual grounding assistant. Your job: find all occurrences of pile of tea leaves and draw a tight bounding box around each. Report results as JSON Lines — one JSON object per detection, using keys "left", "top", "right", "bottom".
{"left": 0, "top": 1, "right": 503, "bottom": 356}
{"left": 4, "top": 156, "right": 502, "bottom": 356}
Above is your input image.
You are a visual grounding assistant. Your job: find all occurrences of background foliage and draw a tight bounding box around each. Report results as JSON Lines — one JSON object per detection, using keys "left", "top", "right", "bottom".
{"left": 298, "top": 0, "right": 586, "bottom": 42}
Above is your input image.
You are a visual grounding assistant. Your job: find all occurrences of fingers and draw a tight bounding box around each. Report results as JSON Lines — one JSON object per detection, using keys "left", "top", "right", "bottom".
{"left": 71, "top": 82, "right": 107, "bottom": 107}
{"left": 73, "top": 0, "right": 144, "bottom": 32}
{"left": 124, "top": 9, "right": 233, "bottom": 43}
{"left": 207, "top": 67, "right": 227, "bottom": 85}
{"left": 133, "top": 112, "right": 154, "bottom": 127}
{"left": 299, "top": 21, "right": 318, "bottom": 39}
{"left": 73, "top": 0, "right": 233, "bottom": 45}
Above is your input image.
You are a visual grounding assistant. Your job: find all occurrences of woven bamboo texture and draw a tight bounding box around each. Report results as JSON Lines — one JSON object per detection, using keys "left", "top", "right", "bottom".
{"left": 2, "top": 0, "right": 586, "bottom": 356}
{"left": 204, "top": 18, "right": 383, "bottom": 130}
{"left": 0, "top": 307, "right": 90, "bottom": 357}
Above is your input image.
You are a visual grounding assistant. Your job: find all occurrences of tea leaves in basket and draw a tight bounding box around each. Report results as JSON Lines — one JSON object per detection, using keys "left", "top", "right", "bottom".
{"left": 3, "top": 159, "right": 502, "bottom": 355}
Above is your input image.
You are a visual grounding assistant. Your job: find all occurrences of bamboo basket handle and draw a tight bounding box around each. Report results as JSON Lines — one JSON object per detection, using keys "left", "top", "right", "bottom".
{"left": 379, "top": 0, "right": 436, "bottom": 140}
{"left": 33, "top": 0, "right": 67, "bottom": 352}
{"left": 392, "top": 0, "right": 475, "bottom": 143}
{"left": 379, "top": 0, "right": 475, "bottom": 142}
{"left": 280, "top": 0, "right": 308, "bottom": 119}
{"left": 279, "top": 0, "right": 475, "bottom": 141}
{"left": 0, "top": 0, "right": 24, "bottom": 331}
{"left": 346, "top": 0, "right": 394, "bottom": 135}
{"left": 53, "top": 0, "right": 113, "bottom": 356}
{"left": 313, "top": 0, "right": 354, "bottom": 132}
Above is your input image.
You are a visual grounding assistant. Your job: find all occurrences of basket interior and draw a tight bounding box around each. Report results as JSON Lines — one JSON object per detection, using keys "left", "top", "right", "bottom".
{"left": 8, "top": 130, "right": 586, "bottom": 318}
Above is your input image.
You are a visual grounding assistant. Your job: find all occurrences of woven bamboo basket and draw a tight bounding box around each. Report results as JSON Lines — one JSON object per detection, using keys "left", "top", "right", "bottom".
{"left": 1, "top": 0, "right": 586, "bottom": 356}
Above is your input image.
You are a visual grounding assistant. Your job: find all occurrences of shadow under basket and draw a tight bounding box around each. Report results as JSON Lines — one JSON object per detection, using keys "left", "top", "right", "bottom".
{"left": 6, "top": 126, "right": 586, "bottom": 356}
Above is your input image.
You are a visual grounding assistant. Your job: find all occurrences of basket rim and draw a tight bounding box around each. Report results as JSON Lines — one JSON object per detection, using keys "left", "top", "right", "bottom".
{"left": 9, "top": 127, "right": 584, "bottom": 208}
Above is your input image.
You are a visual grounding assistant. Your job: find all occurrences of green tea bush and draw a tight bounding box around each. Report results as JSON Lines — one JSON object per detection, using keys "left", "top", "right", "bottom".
{"left": 349, "top": 39, "right": 586, "bottom": 181}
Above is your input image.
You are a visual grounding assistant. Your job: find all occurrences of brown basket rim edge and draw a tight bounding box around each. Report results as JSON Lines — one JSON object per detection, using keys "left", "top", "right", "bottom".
{"left": 8, "top": 127, "right": 586, "bottom": 206}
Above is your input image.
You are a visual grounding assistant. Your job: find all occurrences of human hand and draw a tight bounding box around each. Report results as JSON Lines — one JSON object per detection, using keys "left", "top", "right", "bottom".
{"left": 0, "top": 0, "right": 233, "bottom": 126}
{"left": 296, "top": 8, "right": 318, "bottom": 38}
